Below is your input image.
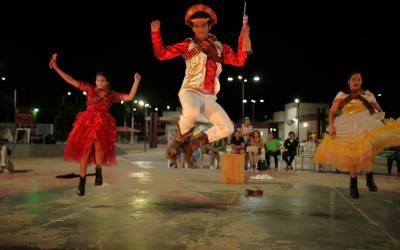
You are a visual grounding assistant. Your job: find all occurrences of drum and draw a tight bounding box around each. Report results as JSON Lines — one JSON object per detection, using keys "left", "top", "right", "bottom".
{"left": 220, "top": 153, "right": 245, "bottom": 184}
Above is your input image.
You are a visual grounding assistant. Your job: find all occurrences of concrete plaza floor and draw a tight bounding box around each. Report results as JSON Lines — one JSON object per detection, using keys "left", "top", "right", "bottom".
{"left": 0, "top": 147, "right": 399, "bottom": 249}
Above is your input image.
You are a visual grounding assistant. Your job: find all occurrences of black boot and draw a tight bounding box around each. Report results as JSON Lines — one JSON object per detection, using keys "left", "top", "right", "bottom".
{"left": 366, "top": 172, "right": 378, "bottom": 192}
{"left": 95, "top": 167, "right": 103, "bottom": 186}
{"left": 77, "top": 176, "right": 86, "bottom": 196}
{"left": 387, "top": 158, "right": 393, "bottom": 175}
{"left": 350, "top": 177, "right": 359, "bottom": 199}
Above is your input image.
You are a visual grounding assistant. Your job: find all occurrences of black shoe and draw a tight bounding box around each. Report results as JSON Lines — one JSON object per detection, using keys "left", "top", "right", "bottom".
{"left": 245, "top": 189, "right": 263, "bottom": 197}
{"left": 77, "top": 176, "right": 86, "bottom": 196}
{"left": 95, "top": 167, "right": 103, "bottom": 186}
{"left": 350, "top": 177, "right": 359, "bottom": 199}
{"left": 366, "top": 172, "right": 378, "bottom": 192}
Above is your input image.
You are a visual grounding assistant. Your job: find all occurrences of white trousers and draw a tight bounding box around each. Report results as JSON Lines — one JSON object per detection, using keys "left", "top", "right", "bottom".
{"left": 1, "top": 146, "right": 8, "bottom": 167}
{"left": 178, "top": 89, "right": 234, "bottom": 142}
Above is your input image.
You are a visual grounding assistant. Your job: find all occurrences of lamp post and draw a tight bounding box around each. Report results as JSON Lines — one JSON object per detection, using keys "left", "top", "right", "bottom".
{"left": 132, "top": 99, "right": 138, "bottom": 144}
{"left": 241, "top": 77, "right": 247, "bottom": 121}
{"left": 294, "top": 98, "right": 300, "bottom": 141}
{"left": 249, "top": 99, "right": 264, "bottom": 122}
{"left": 144, "top": 103, "right": 150, "bottom": 152}
{"left": 242, "top": 99, "right": 248, "bottom": 120}
{"left": 227, "top": 74, "right": 260, "bottom": 122}
{"left": 251, "top": 99, "right": 256, "bottom": 122}
{"left": 130, "top": 105, "right": 136, "bottom": 144}
{"left": 61, "top": 92, "right": 72, "bottom": 105}
{"left": 138, "top": 100, "right": 147, "bottom": 151}
{"left": 235, "top": 75, "right": 246, "bottom": 121}
{"left": 121, "top": 101, "right": 128, "bottom": 129}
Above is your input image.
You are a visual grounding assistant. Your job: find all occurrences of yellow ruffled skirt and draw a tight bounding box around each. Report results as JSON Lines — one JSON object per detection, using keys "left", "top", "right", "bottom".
{"left": 315, "top": 109, "right": 400, "bottom": 172}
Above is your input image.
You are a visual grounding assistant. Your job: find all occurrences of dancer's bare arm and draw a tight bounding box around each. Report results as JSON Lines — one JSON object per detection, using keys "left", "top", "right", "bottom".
{"left": 329, "top": 99, "right": 341, "bottom": 136}
{"left": 49, "top": 53, "right": 80, "bottom": 88}
{"left": 120, "top": 73, "right": 141, "bottom": 101}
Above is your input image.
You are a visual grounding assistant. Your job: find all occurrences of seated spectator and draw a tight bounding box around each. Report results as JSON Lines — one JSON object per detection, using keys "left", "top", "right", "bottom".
{"left": 192, "top": 147, "right": 202, "bottom": 168}
{"left": 264, "top": 133, "right": 281, "bottom": 169}
{"left": 247, "top": 130, "right": 264, "bottom": 170}
{"left": 240, "top": 116, "right": 253, "bottom": 144}
{"left": 205, "top": 138, "right": 226, "bottom": 170}
{"left": 282, "top": 131, "right": 299, "bottom": 170}
{"left": 230, "top": 130, "right": 245, "bottom": 154}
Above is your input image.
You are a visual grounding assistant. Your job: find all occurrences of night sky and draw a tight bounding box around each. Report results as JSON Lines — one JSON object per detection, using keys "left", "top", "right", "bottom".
{"left": 1, "top": 0, "right": 399, "bottom": 124}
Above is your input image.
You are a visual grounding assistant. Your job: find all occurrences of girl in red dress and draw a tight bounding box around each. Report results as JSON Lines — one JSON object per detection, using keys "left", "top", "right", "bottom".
{"left": 49, "top": 54, "right": 141, "bottom": 196}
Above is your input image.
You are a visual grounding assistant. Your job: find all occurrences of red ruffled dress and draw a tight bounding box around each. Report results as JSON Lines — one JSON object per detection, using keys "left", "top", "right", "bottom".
{"left": 63, "top": 82, "right": 124, "bottom": 166}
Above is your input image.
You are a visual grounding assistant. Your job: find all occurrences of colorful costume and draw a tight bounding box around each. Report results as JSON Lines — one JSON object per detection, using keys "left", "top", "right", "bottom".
{"left": 151, "top": 4, "right": 248, "bottom": 144}
{"left": 315, "top": 90, "right": 400, "bottom": 172}
{"left": 63, "top": 82, "right": 124, "bottom": 166}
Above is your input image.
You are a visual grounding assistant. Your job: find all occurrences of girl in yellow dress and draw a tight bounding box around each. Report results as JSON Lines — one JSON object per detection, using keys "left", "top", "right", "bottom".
{"left": 315, "top": 71, "right": 400, "bottom": 199}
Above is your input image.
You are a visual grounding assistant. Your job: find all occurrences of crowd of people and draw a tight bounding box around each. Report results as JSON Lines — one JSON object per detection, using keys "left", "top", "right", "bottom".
{"left": 167, "top": 116, "right": 305, "bottom": 172}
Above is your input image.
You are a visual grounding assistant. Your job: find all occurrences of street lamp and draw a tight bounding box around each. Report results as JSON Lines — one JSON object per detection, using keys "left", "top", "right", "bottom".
{"left": 239, "top": 76, "right": 247, "bottom": 121}
{"left": 144, "top": 105, "right": 150, "bottom": 152}
{"left": 257, "top": 99, "right": 264, "bottom": 121}
{"left": 139, "top": 100, "right": 150, "bottom": 152}
{"left": 248, "top": 98, "right": 264, "bottom": 122}
{"left": 227, "top": 74, "right": 261, "bottom": 122}
{"left": 32, "top": 107, "right": 39, "bottom": 120}
{"left": 131, "top": 105, "right": 137, "bottom": 143}
{"left": 122, "top": 101, "right": 128, "bottom": 128}
{"left": 62, "top": 92, "right": 73, "bottom": 105}
{"left": 294, "top": 98, "right": 300, "bottom": 141}
{"left": 251, "top": 99, "right": 256, "bottom": 122}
